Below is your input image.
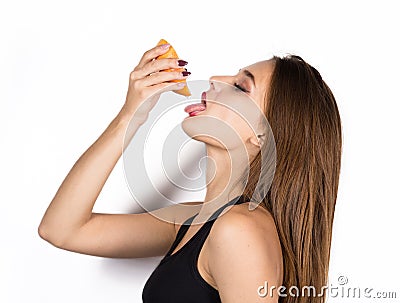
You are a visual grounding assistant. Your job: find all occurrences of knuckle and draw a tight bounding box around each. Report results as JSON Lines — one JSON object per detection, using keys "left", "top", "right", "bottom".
{"left": 130, "top": 70, "right": 138, "bottom": 80}
{"left": 153, "top": 58, "right": 168, "bottom": 70}
{"left": 155, "top": 58, "right": 166, "bottom": 68}
{"left": 174, "top": 71, "right": 183, "bottom": 78}
{"left": 160, "top": 58, "right": 176, "bottom": 70}
{"left": 149, "top": 59, "right": 158, "bottom": 71}
{"left": 169, "top": 58, "right": 178, "bottom": 67}
{"left": 143, "top": 49, "right": 152, "bottom": 58}
{"left": 132, "top": 79, "right": 142, "bottom": 90}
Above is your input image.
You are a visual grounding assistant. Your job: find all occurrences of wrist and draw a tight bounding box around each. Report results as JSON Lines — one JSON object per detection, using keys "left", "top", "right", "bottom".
{"left": 117, "top": 105, "right": 136, "bottom": 121}
{"left": 112, "top": 107, "right": 142, "bottom": 140}
{"left": 114, "top": 107, "right": 141, "bottom": 127}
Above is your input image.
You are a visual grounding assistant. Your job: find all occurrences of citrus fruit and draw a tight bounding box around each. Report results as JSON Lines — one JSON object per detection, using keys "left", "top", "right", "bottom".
{"left": 156, "top": 39, "right": 191, "bottom": 96}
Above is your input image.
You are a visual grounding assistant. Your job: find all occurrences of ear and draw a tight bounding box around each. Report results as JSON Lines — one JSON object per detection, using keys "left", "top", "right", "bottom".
{"left": 249, "top": 134, "right": 265, "bottom": 148}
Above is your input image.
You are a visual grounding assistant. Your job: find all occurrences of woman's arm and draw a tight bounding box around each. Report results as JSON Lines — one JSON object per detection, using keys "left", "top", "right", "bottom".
{"left": 38, "top": 109, "right": 139, "bottom": 248}
{"left": 38, "top": 43, "right": 190, "bottom": 258}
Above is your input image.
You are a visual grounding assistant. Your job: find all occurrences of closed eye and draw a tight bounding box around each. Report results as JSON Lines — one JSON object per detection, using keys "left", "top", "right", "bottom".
{"left": 234, "top": 83, "right": 248, "bottom": 93}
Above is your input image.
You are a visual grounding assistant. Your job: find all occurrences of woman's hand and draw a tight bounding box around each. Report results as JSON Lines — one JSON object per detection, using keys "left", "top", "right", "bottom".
{"left": 121, "top": 43, "right": 189, "bottom": 125}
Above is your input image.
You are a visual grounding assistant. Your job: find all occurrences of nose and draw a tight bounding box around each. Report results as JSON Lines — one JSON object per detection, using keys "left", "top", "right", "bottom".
{"left": 209, "top": 75, "right": 232, "bottom": 92}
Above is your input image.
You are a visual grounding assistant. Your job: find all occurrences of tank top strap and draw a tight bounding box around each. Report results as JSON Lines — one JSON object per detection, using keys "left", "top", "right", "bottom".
{"left": 163, "top": 195, "right": 246, "bottom": 261}
{"left": 163, "top": 214, "right": 196, "bottom": 258}
{"left": 206, "top": 194, "right": 247, "bottom": 221}
{"left": 189, "top": 194, "right": 247, "bottom": 257}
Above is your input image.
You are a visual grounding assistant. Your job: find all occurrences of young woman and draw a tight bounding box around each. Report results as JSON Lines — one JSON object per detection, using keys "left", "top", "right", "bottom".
{"left": 38, "top": 42, "right": 342, "bottom": 303}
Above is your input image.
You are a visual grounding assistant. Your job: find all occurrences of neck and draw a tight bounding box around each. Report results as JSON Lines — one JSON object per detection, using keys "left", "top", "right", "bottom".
{"left": 194, "top": 144, "right": 249, "bottom": 223}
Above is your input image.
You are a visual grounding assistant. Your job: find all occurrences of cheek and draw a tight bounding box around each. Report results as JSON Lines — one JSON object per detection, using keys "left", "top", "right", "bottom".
{"left": 218, "top": 99, "right": 261, "bottom": 140}
{"left": 223, "top": 110, "right": 250, "bottom": 138}
{"left": 208, "top": 93, "right": 245, "bottom": 121}
{"left": 205, "top": 105, "right": 255, "bottom": 148}
{"left": 181, "top": 92, "right": 263, "bottom": 149}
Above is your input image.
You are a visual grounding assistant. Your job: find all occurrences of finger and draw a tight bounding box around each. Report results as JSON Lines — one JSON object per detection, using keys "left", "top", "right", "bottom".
{"left": 136, "top": 58, "right": 187, "bottom": 78}
{"left": 136, "top": 43, "right": 171, "bottom": 69}
{"left": 141, "top": 70, "right": 190, "bottom": 87}
{"left": 146, "top": 82, "right": 187, "bottom": 97}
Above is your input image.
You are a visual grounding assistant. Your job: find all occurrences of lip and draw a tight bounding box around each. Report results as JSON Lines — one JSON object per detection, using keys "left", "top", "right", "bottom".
{"left": 184, "top": 110, "right": 204, "bottom": 118}
{"left": 188, "top": 110, "right": 202, "bottom": 117}
{"left": 184, "top": 91, "right": 207, "bottom": 117}
{"left": 201, "top": 91, "right": 207, "bottom": 106}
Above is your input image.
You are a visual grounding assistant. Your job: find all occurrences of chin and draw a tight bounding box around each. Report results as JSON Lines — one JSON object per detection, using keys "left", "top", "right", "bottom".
{"left": 181, "top": 115, "right": 245, "bottom": 150}
{"left": 181, "top": 117, "right": 216, "bottom": 146}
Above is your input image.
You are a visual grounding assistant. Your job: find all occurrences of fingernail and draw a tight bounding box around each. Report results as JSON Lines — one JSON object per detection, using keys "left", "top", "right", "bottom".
{"left": 177, "top": 82, "right": 185, "bottom": 87}
{"left": 160, "top": 44, "right": 170, "bottom": 49}
{"left": 182, "top": 71, "right": 191, "bottom": 76}
{"left": 178, "top": 60, "right": 188, "bottom": 66}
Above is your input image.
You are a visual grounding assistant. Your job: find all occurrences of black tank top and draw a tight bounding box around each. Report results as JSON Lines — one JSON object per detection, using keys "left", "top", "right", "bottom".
{"left": 142, "top": 195, "right": 246, "bottom": 303}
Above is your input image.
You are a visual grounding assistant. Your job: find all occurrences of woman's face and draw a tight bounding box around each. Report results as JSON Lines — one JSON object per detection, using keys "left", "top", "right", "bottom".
{"left": 181, "top": 59, "right": 275, "bottom": 154}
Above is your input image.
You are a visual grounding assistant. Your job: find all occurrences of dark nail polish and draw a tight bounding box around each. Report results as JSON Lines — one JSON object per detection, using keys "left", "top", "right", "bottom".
{"left": 178, "top": 60, "right": 188, "bottom": 66}
{"left": 182, "top": 71, "right": 191, "bottom": 76}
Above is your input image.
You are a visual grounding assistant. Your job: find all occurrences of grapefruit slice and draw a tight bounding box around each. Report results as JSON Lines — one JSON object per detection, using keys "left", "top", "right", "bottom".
{"left": 156, "top": 39, "right": 191, "bottom": 96}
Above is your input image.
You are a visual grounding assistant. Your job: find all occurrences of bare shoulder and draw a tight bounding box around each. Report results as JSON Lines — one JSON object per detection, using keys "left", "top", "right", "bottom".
{"left": 207, "top": 202, "right": 283, "bottom": 299}
{"left": 210, "top": 202, "right": 280, "bottom": 246}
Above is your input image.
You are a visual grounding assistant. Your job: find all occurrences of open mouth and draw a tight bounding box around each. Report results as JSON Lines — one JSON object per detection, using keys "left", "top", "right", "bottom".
{"left": 201, "top": 91, "right": 207, "bottom": 106}
{"left": 184, "top": 91, "right": 207, "bottom": 116}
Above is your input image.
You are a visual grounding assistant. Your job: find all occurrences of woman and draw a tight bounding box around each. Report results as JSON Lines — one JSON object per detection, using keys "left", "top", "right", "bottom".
{"left": 38, "top": 42, "right": 342, "bottom": 303}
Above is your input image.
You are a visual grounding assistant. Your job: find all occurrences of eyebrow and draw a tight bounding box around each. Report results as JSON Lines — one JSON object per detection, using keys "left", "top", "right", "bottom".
{"left": 239, "top": 69, "right": 256, "bottom": 88}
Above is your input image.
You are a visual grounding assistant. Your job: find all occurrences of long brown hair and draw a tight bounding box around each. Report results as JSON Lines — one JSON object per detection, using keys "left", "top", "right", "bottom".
{"left": 242, "top": 55, "right": 342, "bottom": 303}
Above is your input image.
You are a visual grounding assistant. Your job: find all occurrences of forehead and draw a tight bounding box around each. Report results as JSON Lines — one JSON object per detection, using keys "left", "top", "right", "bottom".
{"left": 243, "top": 59, "right": 275, "bottom": 87}
{"left": 242, "top": 59, "right": 275, "bottom": 108}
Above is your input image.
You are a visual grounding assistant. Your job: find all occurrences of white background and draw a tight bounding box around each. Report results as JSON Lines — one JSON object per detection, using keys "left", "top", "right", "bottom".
{"left": 1, "top": 0, "right": 399, "bottom": 302}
